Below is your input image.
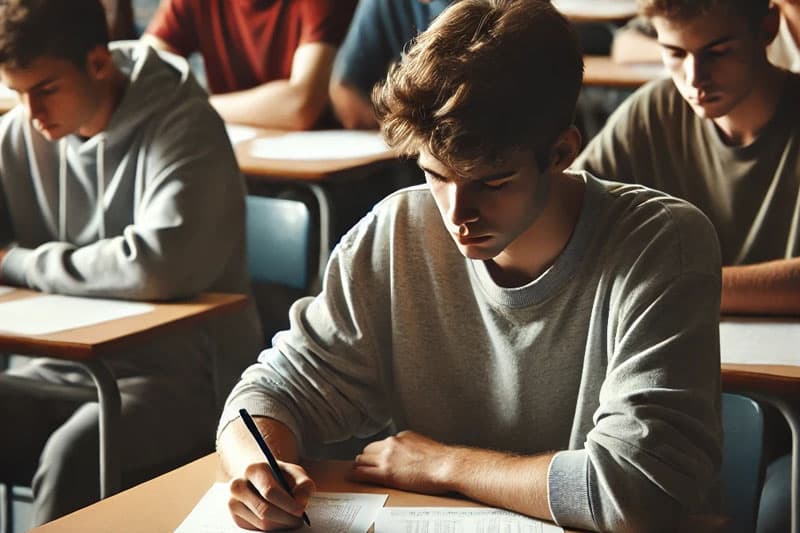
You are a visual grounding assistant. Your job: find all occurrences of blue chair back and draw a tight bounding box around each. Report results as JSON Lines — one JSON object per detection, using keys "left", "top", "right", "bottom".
{"left": 246, "top": 195, "right": 312, "bottom": 291}
{"left": 721, "top": 392, "right": 765, "bottom": 533}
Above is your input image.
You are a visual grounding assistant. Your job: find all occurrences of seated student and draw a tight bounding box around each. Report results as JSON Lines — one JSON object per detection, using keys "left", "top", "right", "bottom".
{"left": 142, "top": 0, "right": 355, "bottom": 130}
{"left": 216, "top": 1, "right": 724, "bottom": 531}
{"left": 330, "top": 0, "right": 453, "bottom": 129}
{"left": 574, "top": 1, "right": 798, "bottom": 532}
{"left": 612, "top": 0, "right": 800, "bottom": 72}
{"left": 0, "top": 0, "right": 262, "bottom": 525}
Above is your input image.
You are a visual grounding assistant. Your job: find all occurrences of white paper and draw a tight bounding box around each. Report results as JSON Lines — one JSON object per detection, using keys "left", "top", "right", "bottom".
{"left": 0, "top": 294, "right": 154, "bottom": 335}
{"left": 249, "top": 130, "right": 390, "bottom": 160}
{"left": 552, "top": 0, "right": 637, "bottom": 18}
{"left": 226, "top": 124, "right": 259, "bottom": 146}
{"left": 375, "top": 508, "right": 564, "bottom": 533}
{"left": 720, "top": 318, "right": 800, "bottom": 367}
{"left": 0, "top": 285, "right": 14, "bottom": 296}
{"left": 175, "top": 483, "right": 388, "bottom": 533}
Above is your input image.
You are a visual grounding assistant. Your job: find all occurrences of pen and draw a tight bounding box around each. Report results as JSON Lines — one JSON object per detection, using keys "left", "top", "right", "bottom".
{"left": 239, "top": 408, "right": 311, "bottom": 526}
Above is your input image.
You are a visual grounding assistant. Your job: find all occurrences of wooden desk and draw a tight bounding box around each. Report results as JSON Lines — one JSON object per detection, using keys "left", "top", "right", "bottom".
{"left": 553, "top": 0, "right": 637, "bottom": 23}
{"left": 233, "top": 128, "right": 403, "bottom": 290}
{"left": 30, "top": 454, "right": 567, "bottom": 532}
{"left": 0, "top": 289, "right": 248, "bottom": 498}
{"left": 720, "top": 317, "right": 800, "bottom": 533}
{"left": 583, "top": 55, "right": 666, "bottom": 88}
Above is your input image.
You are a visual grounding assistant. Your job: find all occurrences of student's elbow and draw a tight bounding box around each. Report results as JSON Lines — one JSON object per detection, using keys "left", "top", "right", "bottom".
{"left": 329, "top": 81, "right": 378, "bottom": 130}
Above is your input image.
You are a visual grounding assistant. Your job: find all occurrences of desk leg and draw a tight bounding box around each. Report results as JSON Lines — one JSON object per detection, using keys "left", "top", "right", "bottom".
{"left": 80, "top": 359, "right": 121, "bottom": 499}
{"left": 307, "top": 183, "right": 331, "bottom": 294}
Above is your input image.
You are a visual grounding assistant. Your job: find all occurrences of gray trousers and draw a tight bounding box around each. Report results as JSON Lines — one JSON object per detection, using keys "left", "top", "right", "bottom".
{"left": 0, "top": 358, "right": 217, "bottom": 527}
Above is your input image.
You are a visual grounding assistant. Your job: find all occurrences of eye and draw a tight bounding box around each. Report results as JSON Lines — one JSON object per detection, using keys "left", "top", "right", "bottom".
{"left": 705, "top": 48, "right": 730, "bottom": 59}
{"left": 481, "top": 177, "right": 512, "bottom": 190}
{"left": 35, "top": 85, "right": 57, "bottom": 97}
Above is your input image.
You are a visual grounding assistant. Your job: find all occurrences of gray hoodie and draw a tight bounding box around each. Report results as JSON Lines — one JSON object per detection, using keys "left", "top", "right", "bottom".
{"left": 0, "top": 41, "right": 262, "bottom": 409}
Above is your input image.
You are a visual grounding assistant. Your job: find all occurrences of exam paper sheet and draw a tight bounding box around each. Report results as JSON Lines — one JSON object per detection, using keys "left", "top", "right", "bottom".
{"left": 249, "top": 130, "right": 389, "bottom": 160}
{"left": 225, "top": 124, "right": 259, "bottom": 146}
{"left": 720, "top": 318, "right": 800, "bottom": 366}
{"left": 0, "top": 294, "right": 154, "bottom": 335}
{"left": 375, "top": 508, "right": 564, "bottom": 533}
{"left": 175, "top": 483, "right": 387, "bottom": 533}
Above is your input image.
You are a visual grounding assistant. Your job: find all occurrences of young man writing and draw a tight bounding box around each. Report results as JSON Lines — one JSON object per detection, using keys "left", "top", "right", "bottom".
{"left": 217, "top": 1, "right": 723, "bottom": 531}
{"left": 0, "top": 0, "right": 262, "bottom": 524}
{"left": 574, "top": 1, "right": 798, "bottom": 530}
{"left": 143, "top": 0, "right": 356, "bottom": 130}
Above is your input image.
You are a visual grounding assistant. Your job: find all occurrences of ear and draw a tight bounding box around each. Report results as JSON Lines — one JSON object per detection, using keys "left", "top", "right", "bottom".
{"left": 546, "top": 126, "right": 582, "bottom": 174}
{"left": 761, "top": 4, "right": 781, "bottom": 47}
{"left": 85, "top": 45, "right": 114, "bottom": 81}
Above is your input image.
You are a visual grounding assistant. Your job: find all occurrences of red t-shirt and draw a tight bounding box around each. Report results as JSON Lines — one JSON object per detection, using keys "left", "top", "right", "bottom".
{"left": 146, "top": 0, "right": 355, "bottom": 94}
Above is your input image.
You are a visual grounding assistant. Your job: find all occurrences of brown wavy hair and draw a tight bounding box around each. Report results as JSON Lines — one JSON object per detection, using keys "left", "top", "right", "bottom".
{"left": 373, "top": 0, "right": 583, "bottom": 176}
{"left": 637, "top": 0, "right": 770, "bottom": 21}
{"left": 0, "top": 0, "right": 109, "bottom": 69}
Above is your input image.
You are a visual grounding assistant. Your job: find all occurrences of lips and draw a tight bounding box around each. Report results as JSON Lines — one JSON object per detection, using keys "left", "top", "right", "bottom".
{"left": 456, "top": 234, "right": 491, "bottom": 245}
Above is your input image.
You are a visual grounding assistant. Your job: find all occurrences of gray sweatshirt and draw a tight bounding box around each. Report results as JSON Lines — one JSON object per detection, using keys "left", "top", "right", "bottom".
{"left": 0, "top": 41, "right": 262, "bottom": 408}
{"left": 220, "top": 173, "right": 723, "bottom": 532}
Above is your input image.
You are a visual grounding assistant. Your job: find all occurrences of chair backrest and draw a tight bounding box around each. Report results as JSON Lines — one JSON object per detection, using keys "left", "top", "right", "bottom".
{"left": 246, "top": 195, "right": 312, "bottom": 291}
{"left": 721, "top": 392, "right": 765, "bottom": 533}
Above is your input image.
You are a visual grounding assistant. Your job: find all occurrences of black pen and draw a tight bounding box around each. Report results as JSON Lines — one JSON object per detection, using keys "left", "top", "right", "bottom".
{"left": 239, "top": 408, "right": 311, "bottom": 526}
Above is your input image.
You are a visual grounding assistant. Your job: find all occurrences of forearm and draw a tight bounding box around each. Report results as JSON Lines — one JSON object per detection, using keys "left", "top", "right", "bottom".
{"left": 218, "top": 415, "right": 300, "bottom": 479}
{"left": 443, "top": 447, "right": 555, "bottom": 521}
{"left": 211, "top": 80, "right": 327, "bottom": 131}
{"left": 721, "top": 257, "right": 800, "bottom": 315}
{"left": 329, "top": 81, "right": 378, "bottom": 129}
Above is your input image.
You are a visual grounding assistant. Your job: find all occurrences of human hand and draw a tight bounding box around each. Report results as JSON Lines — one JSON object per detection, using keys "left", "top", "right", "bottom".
{"left": 351, "top": 430, "right": 455, "bottom": 494}
{"left": 227, "top": 460, "right": 315, "bottom": 531}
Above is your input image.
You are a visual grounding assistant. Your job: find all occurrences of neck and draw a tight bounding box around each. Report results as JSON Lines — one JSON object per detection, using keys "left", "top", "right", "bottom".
{"left": 712, "top": 64, "right": 787, "bottom": 146}
{"left": 77, "top": 66, "right": 127, "bottom": 138}
{"left": 487, "top": 173, "right": 585, "bottom": 287}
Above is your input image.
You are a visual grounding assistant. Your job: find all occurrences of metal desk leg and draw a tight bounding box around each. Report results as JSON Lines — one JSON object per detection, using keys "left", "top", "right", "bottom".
{"left": 307, "top": 183, "right": 331, "bottom": 294}
{"left": 80, "top": 359, "right": 121, "bottom": 499}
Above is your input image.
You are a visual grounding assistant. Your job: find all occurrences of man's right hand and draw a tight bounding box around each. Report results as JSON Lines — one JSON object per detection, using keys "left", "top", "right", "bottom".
{"left": 227, "top": 459, "right": 315, "bottom": 531}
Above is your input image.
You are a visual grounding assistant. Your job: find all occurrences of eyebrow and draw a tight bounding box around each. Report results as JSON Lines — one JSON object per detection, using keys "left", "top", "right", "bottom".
{"left": 7, "top": 75, "right": 59, "bottom": 94}
{"left": 658, "top": 35, "right": 737, "bottom": 53}
{"left": 417, "top": 163, "right": 515, "bottom": 183}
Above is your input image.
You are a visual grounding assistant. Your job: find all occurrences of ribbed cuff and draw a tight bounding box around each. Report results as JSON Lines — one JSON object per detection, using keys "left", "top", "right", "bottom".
{"left": 1, "top": 247, "right": 32, "bottom": 287}
{"left": 548, "top": 449, "right": 596, "bottom": 530}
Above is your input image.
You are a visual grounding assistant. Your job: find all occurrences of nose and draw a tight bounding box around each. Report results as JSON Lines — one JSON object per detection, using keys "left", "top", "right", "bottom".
{"left": 447, "top": 182, "right": 480, "bottom": 228}
{"left": 22, "top": 93, "right": 44, "bottom": 122}
{"left": 684, "top": 54, "right": 709, "bottom": 89}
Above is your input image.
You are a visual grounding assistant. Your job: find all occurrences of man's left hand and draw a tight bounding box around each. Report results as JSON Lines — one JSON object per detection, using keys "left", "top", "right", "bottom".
{"left": 351, "top": 430, "right": 457, "bottom": 494}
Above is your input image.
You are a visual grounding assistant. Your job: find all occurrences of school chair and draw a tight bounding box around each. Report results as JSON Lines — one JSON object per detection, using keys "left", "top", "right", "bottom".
{"left": 245, "top": 194, "right": 318, "bottom": 339}
{"left": 721, "top": 392, "right": 767, "bottom": 533}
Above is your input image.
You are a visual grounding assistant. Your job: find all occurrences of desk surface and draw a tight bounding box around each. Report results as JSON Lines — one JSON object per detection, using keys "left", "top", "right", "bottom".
{"left": 583, "top": 55, "right": 666, "bottom": 88}
{"left": 30, "top": 454, "right": 559, "bottom": 533}
{"left": 234, "top": 128, "right": 399, "bottom": 182}
{"left": 0, "top": 289, "right": 247, "bottom": 360}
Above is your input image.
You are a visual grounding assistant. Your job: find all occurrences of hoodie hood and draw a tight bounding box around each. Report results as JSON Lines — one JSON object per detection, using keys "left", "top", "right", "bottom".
{"left": 17, "top": 41, "right": 207, "bottom": 245}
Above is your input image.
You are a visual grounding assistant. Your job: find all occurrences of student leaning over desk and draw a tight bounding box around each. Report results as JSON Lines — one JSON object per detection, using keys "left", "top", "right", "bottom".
{"left": 216, "top": 1, "right": 724, "bottom": 531}
{"left": 0, "top": 0, "right": 262, "bottom": 525}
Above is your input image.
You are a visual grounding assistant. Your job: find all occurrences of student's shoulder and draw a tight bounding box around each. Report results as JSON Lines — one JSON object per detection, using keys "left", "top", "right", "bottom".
{"left": 0, "top": 106, "right": 29, "bottom": 153}
{"left": 616, "top": 77, "right": 686, "bottom": 122}
{"left": 337, "top": 185, "right": 436, "bottom": 250}
{"left": 595, "top": 176, "right": 721, "bottom": 276}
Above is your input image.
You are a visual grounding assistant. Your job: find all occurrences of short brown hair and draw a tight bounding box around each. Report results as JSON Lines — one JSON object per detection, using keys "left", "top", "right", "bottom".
{"left": 637, "top": 0, "right": 770, "bottom": 21}
{"left": 0, "top": 0, "right": 109, "bottom": 69}
{"left": 373, "top": 0, "right": 583, "bottom": 175}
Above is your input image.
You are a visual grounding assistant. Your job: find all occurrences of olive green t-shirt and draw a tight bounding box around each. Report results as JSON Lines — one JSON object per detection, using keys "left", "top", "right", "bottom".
{"left": 574, "top": 74, "right": 800, "bottom": 265}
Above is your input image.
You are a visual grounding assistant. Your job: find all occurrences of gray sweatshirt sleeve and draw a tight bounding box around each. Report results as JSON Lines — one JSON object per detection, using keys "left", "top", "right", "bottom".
{"left": 548, "top": 201, "right": 723, "bottom": 532}
{"left": 218, "top": 210, "right": 394, "bottom": 448}
{"left": 1, "top": 105, "right": 245, "bottom": 301}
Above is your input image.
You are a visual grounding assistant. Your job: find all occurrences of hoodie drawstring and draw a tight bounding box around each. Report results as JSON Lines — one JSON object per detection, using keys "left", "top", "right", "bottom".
{"left": 96, "top": 137, "right": 106, "bottom": 240}
{"left": 58, "top": 140, "right": 67, "bottom": 241}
